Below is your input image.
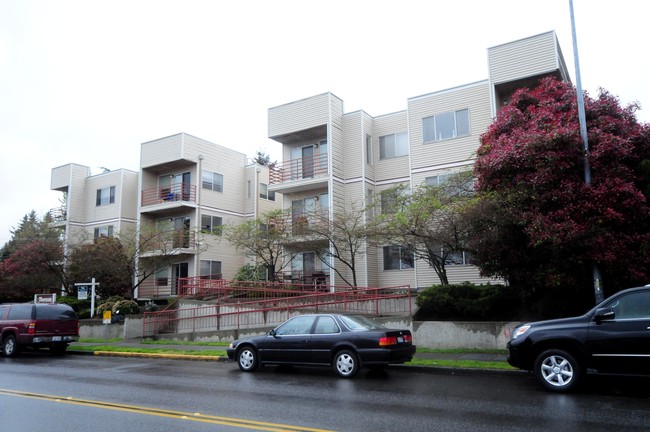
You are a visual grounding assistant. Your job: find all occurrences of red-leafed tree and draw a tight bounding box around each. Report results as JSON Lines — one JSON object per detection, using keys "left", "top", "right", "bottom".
{"left": 473, "top": 77, "right": 650, "bottom": 317}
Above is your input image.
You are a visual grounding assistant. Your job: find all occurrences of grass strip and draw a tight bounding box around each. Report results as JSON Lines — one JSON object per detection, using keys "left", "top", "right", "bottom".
{"left": 407, "top": 357, "right": 515, "bottom": 370}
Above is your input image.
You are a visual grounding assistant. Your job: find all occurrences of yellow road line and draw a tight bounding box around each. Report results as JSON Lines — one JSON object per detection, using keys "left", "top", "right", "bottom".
{"left": 0, "top": 388, "right": 334, "bottom": 432}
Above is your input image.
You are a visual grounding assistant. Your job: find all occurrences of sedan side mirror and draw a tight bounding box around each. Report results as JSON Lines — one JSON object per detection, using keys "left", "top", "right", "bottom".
{"left": 594, "top": 307, "right": 615, "bottom": 324}
{"left": 269, "top": 329, "right": 277, "bottom": 337}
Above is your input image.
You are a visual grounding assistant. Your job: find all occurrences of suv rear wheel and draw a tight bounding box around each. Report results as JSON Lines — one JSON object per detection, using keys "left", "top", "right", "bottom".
{"left": 2, "top": 335, "right": 18, "bottom": 358}
{"left": 534, "top": 349, "right": 581, "bottom": 392}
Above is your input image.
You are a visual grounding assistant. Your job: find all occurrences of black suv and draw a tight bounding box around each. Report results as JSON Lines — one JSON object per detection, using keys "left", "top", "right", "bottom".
{"left": 507, "top": 285, "right": 650, "bottom": 392}
{"left": 0, "top": 303, "right": 80, "bottom": 357}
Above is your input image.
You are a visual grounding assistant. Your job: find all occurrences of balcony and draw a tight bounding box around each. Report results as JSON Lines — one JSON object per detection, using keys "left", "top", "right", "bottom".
{"left": 48, "top": 207, "right": 66, "bottom": 225}
{"left": 139, "top": 230, "right": 199, "bottom": 257}
{"left": 141, "top": 183, "right": 196, "bottom": 211}
{"left": 269, "top": 154, "right": 328, "bottom": 194}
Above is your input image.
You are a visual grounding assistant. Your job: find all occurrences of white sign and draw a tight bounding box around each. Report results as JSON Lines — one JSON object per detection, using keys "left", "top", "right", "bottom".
{"left": 77, "top": 285, "right": 88, "bottom": 300}
{"left": 34, "top": 293, "right": 56, "bottom": 303}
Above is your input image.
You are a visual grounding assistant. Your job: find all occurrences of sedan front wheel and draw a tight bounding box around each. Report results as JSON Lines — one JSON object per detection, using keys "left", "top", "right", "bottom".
{"left": 237, "top": 347, "right": 259, "bottom": 372}
{"left": 534, "top": 349, "right": 581, "bottom": 392}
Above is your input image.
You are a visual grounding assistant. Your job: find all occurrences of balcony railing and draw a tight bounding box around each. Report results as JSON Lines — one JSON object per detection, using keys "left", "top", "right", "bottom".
{"left": 140, "top": 230, "right": 198, "bottom": 254}
{"left": 141, "top": 183, "right": 196, "bottom": 207}
{"left": 269, "top": 153, "right": 328, "bottom": 184}
{"left": 49, "top": 207, "right": 66, "bottom": 222}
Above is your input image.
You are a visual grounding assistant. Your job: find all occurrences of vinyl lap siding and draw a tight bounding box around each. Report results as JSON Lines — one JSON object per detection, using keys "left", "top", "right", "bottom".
{"left": 488, "top": 31, "right": 559, "bottom": 85}
{"left": 408, "top": 82, "right": 491, "bottom": 170}
{"left": 342, "top": 113, "right": 363, "bottom": 179}
{"left": 141, "top": 134, "right": 184, "bottom": 169}
{"left": 268, "top": 93, "right": 341, "bottom": 139}
{"left": 373, "top": 111, "right": 409, "bottom": 182}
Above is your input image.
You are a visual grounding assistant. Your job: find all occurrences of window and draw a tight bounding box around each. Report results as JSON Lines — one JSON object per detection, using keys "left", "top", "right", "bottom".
{"left": 423, "top": 109, "right": 470, "bottom": 142}
{"left": 94, "top": 225, "right": 114, "bottom": 239}
{"left": 201, "top": 215, "right": 222, "bottom": 235}
{"left": 202, "top": 171, "right": 224, "bottom": 192}
{"left": 314, "top": 316, "right": 340, "bottom": 334}
{"left": 275, "top": 315, "right": 316, "bottom": 335}
{"left": 96, "top": 186, "right": 115, "bottom": 206}
{"left": 259, "top": 183, "right": 275, "bottom": 201}
{"left": 366, "top": 134, "right": 373, "bottom": 165}
{"left": 383, "top": 245, "right": 414, "bottom": 270}
{"left": 605, "top": 291, "right": 650, "bottom": 319}
{"left": 424, "top": 174, "right": 451, "bottom": 187}
{"left": 379, "top": 132, "right": 408, "bottom": 159}
{"left": 444, "top": 250, "right": 473, "bottom": 266}
{"left": 200, "top": 260, "right": 222, "bottom": 279}
{"left": 380, "top": 189, "right": 405, "bottom": 214}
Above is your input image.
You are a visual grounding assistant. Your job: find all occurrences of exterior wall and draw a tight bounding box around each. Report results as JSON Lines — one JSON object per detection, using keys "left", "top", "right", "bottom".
{"left": 408, "top": 81, "right": 491, "bottom": 173}
{"left": 268, "top": 93, "right": 340, "bottom": 139}
{"left": 372, "top": 111, "right": 410, "bottom": 183}
{"left": 140, "top": 134, "right": 186, "bottom": 169}
{"left": 488, "top": 31, "right": 566, "bottom": 85}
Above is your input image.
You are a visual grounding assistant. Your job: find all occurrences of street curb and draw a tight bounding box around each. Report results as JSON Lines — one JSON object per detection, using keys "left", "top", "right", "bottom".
{"left": 68, "top": 349, "right": 523, "bottom": 375}
{"left": 68, "top": 350, "right": 228, "bottom": 362}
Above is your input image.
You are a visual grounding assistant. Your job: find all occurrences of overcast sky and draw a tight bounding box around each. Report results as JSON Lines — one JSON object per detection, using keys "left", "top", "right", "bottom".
{"left": 1, "top": 0, "right": 648, "bottom": 246}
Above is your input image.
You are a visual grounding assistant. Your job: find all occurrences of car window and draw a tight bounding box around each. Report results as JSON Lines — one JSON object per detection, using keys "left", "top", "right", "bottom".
{"left": 274, "top": 316, "right": 316, "bottom": 335}
{"left": 607, "top": 291, "right": 650, "bottom": 320}
{"left": 7, "top": 304, "right": 33, "bottom": 320}
{"left": 339, "top": 315, "right": 386, "bottom": 331}
{"left": 314, "top": 316, "right": 339, "bottom": 334}
{"left": 0, "top": 305, "right": 7, "bottom": 319}
{"left": 35, "top": 305, "right": 77, "bottom": 320}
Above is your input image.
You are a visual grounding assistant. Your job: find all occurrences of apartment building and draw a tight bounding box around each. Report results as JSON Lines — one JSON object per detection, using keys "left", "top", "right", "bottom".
{"left": 50, "top": 163, "right": 139, "bottom": 253}
{"left": 136, "top": 133, "right": 279, "bottom": 298}
{"left": 267, "top": 31, "right": 570, "bottom": 290}
{"left": 51, "top": 133, "right": 279, "bottom": 299}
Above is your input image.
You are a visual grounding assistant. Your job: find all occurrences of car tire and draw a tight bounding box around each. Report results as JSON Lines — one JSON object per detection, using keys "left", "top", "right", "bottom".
{"left": 237, "top": 346, "right": 259, "bottom": 372}
{"left": 334, "top": 350, "right": 359, "bottom": 378}
{"left": 2, "top": 335, "right": 19, "bottom": 358}
{"left": 534, "top": 349, "right": 581, "bottom": 392}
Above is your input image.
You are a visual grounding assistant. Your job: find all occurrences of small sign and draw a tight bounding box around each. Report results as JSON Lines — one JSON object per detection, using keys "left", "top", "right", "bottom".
{"left": 34, "top": 294, "right": 56, "bottom": 304}
{"left": 77, "top": 286, "right": 88, "bottom": 300}
{"left": 103, "top": 310, "right": 112, "bottom": 325}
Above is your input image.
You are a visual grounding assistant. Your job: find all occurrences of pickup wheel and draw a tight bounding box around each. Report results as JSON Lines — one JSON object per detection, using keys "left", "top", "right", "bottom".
{"left": 534, "top": 349, "right": 581, "bottom": 393}
{"left": 2, "top": 334, "right": 19, "bottom": 358}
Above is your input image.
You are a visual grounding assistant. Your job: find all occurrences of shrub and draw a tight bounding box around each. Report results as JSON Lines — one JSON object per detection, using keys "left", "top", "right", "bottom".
{"left": 112, "top": 299, "right": 140, "bottom": 315}
{"left": 415, "top": 282, "right": 521, "bottom": 321}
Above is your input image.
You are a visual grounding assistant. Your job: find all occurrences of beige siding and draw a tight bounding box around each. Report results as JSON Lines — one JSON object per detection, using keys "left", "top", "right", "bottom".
{"left": 118, "top": 170, "right": 139, "bottom": 221}
{"left": 342, "top": 112, "right": 363, "bottom": 180}
{"left": 141, "top": 134, "right": 185, "bottom": 169}
{"left": 269, "top": 93, "right": 342, "bottom": 139}
{"left": 408, "top": 81, "right": 491, "bottom": 171}
{"left": 372, "top": 112, "right": 409, "bottom": 182}
{"left": 488, "top": 31, "right": 561, "bottom": 85}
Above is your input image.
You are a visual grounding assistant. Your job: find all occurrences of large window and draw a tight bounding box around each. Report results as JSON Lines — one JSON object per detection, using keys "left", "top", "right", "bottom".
{"left": 200, "top": 260, "right": 222, "bottom": 279}
{"left": 383, "top": 246, "right": 414, "bottom": 270}
{"left": 96, "top": 186, "right": 115, "bottom": 206}
{"left": 93, "top": 225, "right": 114, "bottom": 239}
{"left": 379, "top": 132, "right": 409, "bottom": 159}
{"left": 380, "top": 188, "right": 406, "bottom": 214}
{"left": 259, "top": 183, "right": 275, "bottom": 201}
{"left": 202, "top": 171, "right": 224, "bottom": 192}
{"left": 423, "top": 109, "right": 470, "bottom": 142}
{"left": 201, "top": 215, "right": 223, "bottom": 235}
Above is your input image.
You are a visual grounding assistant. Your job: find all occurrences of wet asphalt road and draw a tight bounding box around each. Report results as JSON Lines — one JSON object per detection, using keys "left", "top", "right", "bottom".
{"left": 1, "top": 352, "right": 649, "bottom": 432}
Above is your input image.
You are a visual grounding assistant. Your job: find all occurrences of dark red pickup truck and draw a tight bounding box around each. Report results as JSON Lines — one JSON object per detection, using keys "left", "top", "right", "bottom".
{"left": 0, "top": 303, "right": 80, "bottom": 357}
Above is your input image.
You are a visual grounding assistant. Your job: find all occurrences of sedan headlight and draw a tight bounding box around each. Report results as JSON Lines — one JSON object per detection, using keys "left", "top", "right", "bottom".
{"left": 512, "top": 324, "right": 531, "bottom": 340}
{"left": 228, "top": 342, "right": 236, "bottom": 349}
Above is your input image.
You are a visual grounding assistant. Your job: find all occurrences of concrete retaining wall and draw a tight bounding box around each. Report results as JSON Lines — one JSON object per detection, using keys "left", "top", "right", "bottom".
{"left": 81, "top": 317, "right": 520, "bottom": 350}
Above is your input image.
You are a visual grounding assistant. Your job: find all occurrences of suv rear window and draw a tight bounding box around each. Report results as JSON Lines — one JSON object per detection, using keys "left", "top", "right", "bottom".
{"left": 35, "top": 305, "right": 77, "bottom": 320}
{"left": 7, "top": 304, "right": 33, "bottom": 320}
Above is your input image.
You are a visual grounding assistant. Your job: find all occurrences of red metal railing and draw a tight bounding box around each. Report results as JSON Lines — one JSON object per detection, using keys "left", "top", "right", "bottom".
{"left": 142, "top": 281, "right": 412, "bottom": 337}
{"left": 141, "top": 183, "right": 196, "bottom": 207}
{"left": 269, "top": 153, "right": 328, "bottom": 184}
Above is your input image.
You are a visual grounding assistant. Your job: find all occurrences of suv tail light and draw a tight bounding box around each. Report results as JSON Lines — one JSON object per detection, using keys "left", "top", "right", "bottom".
{"left": 28, "top": 321, "right": 36, "bottom": 334}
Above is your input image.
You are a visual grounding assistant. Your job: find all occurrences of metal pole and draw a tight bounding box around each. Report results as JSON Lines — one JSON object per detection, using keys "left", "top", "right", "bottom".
{"left": 569, "top": 0, "right": 604, "bottom": 303}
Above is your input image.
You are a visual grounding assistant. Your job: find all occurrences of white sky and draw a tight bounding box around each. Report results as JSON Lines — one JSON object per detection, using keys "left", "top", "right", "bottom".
{"left": 1, "top": 0, "right": 649, "bottom": 246}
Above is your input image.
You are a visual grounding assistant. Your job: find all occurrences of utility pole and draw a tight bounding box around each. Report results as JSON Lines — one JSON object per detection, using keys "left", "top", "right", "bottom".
{"left": 569, "top": 0, "right": 604, "bottom": 303}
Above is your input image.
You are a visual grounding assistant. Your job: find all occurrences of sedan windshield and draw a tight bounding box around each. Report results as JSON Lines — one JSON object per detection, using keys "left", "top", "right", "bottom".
{"left": 339, "top": 315, "right": 385, "bottom": 331}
